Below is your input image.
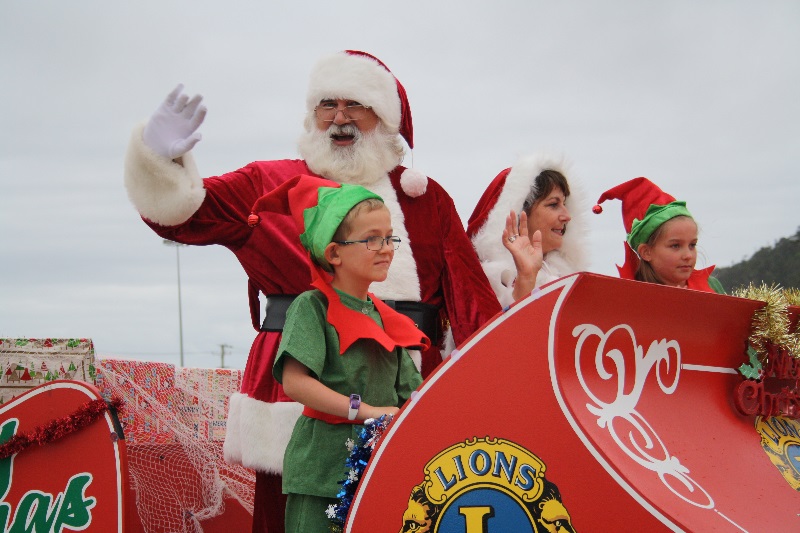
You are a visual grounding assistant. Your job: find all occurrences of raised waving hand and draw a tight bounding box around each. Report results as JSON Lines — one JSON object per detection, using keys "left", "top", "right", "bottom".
{"left": 502, "top": 210, "right": 543, "bottom": 301}
{"left": 142, "top": 84, "right": 207, "bottom": 159}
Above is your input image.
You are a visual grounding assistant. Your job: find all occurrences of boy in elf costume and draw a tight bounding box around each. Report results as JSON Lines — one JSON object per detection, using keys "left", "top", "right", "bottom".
{"left": 247, "top": 175, "right": 428, "bottom": 532}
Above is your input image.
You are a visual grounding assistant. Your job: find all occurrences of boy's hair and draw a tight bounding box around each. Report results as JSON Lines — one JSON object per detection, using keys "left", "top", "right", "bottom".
{"left": 521, "top": 170, "right": 571, "bottom": 215}
{"left": 634, "top": 215, "right": 694, "bottom": 285}
{"left": 333, "top": 198, "right": 387, "bottom": 241}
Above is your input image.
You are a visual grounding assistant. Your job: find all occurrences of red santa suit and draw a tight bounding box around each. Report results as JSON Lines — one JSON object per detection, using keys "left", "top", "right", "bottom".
{"left": 124, "top": 51, "right": 500, "bottom": 533}
{"left": 467, "top": 153, "right": 591, "bottom": 307}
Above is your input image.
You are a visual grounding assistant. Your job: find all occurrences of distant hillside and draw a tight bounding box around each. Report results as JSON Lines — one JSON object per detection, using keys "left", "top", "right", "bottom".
{"left": 713, "top": 227, "right": 800, "bottom": 291}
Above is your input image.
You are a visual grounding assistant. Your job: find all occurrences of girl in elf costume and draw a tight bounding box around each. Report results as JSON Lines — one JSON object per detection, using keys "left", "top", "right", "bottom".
{"left": 247, "top": 175, "right": 428, "bottom": 532}
{"left": 593, "top": 177, "right": 725, "bottom": 293}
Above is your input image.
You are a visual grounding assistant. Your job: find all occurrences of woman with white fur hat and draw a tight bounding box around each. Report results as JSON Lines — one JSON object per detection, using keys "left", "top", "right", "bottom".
{"left": 467, "top": 154, "right": 591, "bottom": 307}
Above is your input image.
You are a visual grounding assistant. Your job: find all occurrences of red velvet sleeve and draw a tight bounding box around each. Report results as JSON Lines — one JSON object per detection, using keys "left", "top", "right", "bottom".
{"left": 142, "top": 159, "right": 318, "bottom": 297}
{"left": 144, "top": 161, "right": 284, "bottom": 248}
{"left": 394, "top": 168, "right": 501, "bottom": 348}
{"left": 434, "top": 182, "right": 502, "bottom": 344}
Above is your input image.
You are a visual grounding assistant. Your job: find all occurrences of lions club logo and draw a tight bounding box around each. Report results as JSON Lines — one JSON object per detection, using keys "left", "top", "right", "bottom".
{"left": 399, "top": 437, "right": 576, "bottom": 532}
{"left": 755, "top": 416, "right": 800, "bottom": 490}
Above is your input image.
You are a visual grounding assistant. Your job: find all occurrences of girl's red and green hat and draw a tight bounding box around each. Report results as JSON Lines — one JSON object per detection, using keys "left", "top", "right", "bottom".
{"left": 593, "top": 176, "right": 693, "bottom": 250}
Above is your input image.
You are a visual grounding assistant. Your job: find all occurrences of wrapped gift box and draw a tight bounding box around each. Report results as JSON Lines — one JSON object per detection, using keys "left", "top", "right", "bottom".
{"left": 0, "top": 338, "right": 96, "bottom": 404}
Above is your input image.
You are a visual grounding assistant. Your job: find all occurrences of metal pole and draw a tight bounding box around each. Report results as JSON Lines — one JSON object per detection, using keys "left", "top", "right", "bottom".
{"left": 176, "top": 245, "right": 184, "bottom": 367}
{"left": 219, "top": 343, "right": 232, "bottom": 369}
{"left": 163, "top": 240, "right": 186, "bottom": 367}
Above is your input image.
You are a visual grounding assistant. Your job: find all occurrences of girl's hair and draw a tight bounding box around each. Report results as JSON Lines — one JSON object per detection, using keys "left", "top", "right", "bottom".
{"left": 333, "top": 198, "right": 387, "bottom": 241}
{"left": 635, "top": 256, "right": 664, "bottom": 285}
{"left": 521, "top": 170, "right": 571, "bottom": 215}
{"left": 634, "top": 215, "right": 694, "bottom": 285}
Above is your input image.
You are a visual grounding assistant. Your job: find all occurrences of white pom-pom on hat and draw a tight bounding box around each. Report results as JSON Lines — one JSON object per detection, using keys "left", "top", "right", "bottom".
{"left": 400, "top": 168, "right": 427, "bottom": 198}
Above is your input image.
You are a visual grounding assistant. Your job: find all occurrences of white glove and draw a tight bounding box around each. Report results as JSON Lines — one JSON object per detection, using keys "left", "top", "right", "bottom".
{"left": 142, "top": 84, "right": 207, "bottom": 159}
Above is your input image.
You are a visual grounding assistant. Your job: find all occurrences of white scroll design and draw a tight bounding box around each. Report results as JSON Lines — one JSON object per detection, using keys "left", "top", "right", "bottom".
{"left": 572, "top": 323, "right": 714, "bottom": 509}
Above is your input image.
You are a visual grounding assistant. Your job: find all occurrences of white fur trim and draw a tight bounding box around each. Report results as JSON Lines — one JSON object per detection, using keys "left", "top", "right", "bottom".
{"left": 471, "top": 153, "right": 591, "bottom": 307}
{"left": 124, "top": 123, "right": 206, "bottom": 226}
{"left": 306, "top": 53, "right": 401, "bottom": 134}
{"left": 407, "top": 349, "right": 422, "bottom": 373}
{"left": 364, "top": 178, "right": 422, "bottom": 301}
{"left": 223, "top": 393, "right": 303, "bottom": 474}
{"left": 400, "top": 168, "right": 428, "bottom": 198}
{"left": 222, "top": 392, "right": 245, "bottom": 464}
{"left": 440, "top": 327, "right": 455, "bottom": 359}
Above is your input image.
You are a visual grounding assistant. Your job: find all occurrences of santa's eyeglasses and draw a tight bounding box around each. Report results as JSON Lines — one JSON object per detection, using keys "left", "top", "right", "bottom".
{"left": 314, "top": 100, "right": 373, "bottom": 122}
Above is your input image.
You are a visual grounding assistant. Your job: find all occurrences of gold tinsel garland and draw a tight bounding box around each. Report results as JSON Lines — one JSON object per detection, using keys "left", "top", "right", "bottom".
{"left": 787, "top": 287, "right": 800, "bottom": 307}
{"left": 734, "top": 283, "right": 800, "bottom": 363}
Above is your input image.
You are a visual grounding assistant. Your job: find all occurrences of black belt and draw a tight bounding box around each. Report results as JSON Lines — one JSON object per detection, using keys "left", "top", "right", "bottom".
{"left": 261, "top": 295, "right": 297, "bottom": 332}
{"left": 260, "top": 294, "right": 442, "bottom": 345}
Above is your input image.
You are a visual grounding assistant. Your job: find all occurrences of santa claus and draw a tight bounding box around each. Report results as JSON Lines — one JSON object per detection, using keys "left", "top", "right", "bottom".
{"left": 123, "top": 50, "right": 500, "bottom": 532}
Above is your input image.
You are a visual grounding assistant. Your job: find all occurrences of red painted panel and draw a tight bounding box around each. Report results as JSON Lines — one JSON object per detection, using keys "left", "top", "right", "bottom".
{"left": 0, "top": 380, "right": 126, "bottom": 532}
{"left": 347, "top": 273, "right": 800, "bottom": 532}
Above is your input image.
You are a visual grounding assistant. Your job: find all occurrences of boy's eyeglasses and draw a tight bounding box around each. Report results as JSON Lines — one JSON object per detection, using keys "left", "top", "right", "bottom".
{"left": 334, "top": 236, "right": 401, "bottom": 251}
{"left": 314, "top": 102, "right": 372, "bottom": 122}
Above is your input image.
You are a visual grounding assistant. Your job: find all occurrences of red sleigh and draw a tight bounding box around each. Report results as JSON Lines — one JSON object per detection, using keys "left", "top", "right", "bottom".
{"left": 2, "top": 273, "right": 798, "bottom": 532}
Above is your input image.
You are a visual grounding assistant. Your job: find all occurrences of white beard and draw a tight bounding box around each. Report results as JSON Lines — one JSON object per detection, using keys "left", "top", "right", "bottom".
{"left": 297, "top": 121, "right": 404, "bottom": 186}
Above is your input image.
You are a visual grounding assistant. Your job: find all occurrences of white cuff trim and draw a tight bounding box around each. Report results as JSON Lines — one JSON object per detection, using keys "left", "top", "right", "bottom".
{"left": 124, "top": 123, "right": 206, "bottom": 226}
{"left": 223, "top": 393, "right": 303, "bottom": 474}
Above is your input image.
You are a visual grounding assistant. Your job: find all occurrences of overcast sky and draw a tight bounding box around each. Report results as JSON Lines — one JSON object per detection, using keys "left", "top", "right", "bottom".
{"left": 2, "top": 1, "right": 798, "bottom": 370}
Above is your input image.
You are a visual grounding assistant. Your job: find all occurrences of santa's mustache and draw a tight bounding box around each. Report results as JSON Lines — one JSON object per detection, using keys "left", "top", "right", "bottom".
{"left": 328, "top": 123, "right": 361, "bottom": 140}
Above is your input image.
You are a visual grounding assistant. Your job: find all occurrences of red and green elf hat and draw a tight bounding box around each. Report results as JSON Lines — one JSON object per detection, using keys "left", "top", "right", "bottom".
{"left": 593, "top": 177, "right": 693, "bottom": 251}
{"left": 248, "top": 175, "right": 382, "bottom": 270}
{"left": 247, "top": 175, "right": 430, "bottom": 353}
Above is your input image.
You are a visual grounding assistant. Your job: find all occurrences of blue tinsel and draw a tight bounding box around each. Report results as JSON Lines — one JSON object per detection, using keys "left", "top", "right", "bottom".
{"left": 327, "top": 415, "right": 392, "bottom": 531}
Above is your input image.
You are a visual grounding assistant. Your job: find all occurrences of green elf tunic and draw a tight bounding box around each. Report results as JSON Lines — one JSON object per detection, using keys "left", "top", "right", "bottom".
{"left": 273, "top": 288, "right": 423, "bottom": 530}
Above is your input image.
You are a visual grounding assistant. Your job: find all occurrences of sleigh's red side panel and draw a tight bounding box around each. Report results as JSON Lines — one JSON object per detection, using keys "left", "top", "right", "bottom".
{"left": 347, "top": 273, "right": 799, "bottom": 532}
{"left": 0, "top": 380, "right": 127, "bottom": 532}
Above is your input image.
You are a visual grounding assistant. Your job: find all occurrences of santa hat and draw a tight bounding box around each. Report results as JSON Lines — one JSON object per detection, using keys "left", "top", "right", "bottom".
{"left": 248, "top": 175, "right": 381, "bottom": 270}
{"left": 306, "top": 50, "right": 427, "bottom": 197}
{"left": 306, "top": 50, "right": 414, "bottom": 149}
{"left": 593, "top": 177, "right": 693, "bottom": 251}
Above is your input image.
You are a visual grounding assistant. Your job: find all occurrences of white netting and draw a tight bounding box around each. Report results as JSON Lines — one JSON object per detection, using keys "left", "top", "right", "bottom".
{"left": 96, "top": 358, "right": 255, "bottom": 533}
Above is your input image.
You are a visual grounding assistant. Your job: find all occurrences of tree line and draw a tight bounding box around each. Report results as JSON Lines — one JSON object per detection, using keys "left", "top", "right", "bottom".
{"left": 714, "top": 227, "right": 800, "bottom": 292}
